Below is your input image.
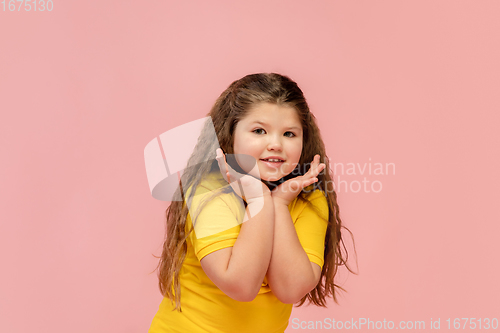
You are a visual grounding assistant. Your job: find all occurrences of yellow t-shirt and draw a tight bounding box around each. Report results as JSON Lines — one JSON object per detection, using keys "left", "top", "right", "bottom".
{"left": 149, "top": 171, "right": 329, "bottom": 333}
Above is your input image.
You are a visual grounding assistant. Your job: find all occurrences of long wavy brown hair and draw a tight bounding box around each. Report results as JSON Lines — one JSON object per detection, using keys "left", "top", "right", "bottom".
{"left": 153, "top": 73, "right": 357, "bottom": 311}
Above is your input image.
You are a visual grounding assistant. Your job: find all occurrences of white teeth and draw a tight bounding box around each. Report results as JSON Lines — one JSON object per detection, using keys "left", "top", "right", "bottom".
{"left": 266, "top": 159, "right": 282, "bottom": 162}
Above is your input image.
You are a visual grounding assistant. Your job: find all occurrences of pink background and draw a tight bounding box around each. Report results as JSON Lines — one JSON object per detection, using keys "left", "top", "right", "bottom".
{"left": 1, "top": 1, "right": 499, "bottom": 332}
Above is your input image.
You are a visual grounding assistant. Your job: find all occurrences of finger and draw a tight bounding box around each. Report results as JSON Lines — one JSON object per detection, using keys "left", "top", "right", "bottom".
{"left": 216, "top": 149, "right": 226, "bottom": 170}
{"left": 307, "top": 155, "right": 321, "bottom": 176}
{"left": 223, "top": 154, "right": 243, "bottom": 184}
{"left": 215, "top": 149, "right": 230, "bottom": 181}
{"left": 293, "top": 178, "right": 317, "bottom": 193}
{"left": 316, "top": 163, "right": 326, "bottom": 175}
{"left": 215, "top": 149, "right": 223, "bottom": 169}
{"left": 312, "top": 154, "right": 320, "bottom": 167}
{"left": 312, "top": 156, "right": 326, "bottom": 175}
{"left": 294, "top": 176, "right": 319, "bottom": 191}
{"left": 219, "top": 151, "right": 242, "bottom": 184}
{"left": 221, "top": 152, "right": 231, "bottom": 183}
{"left": 303, "top": 166, "right": 323, "bottom": 185}
{"left": 305, "top": 176, "right": 318, "bottom": 186}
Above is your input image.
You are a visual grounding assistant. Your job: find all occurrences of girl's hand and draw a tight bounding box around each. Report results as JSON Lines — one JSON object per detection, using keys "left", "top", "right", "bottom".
{"left": 271, "top": 154, "right": 326, "bottom": 206}
{"left": 215, "top": 148, "right": 271, "bottom": 202}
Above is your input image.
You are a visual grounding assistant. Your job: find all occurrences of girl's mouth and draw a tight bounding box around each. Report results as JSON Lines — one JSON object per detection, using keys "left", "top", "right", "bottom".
{"left": 260, "top": 159, "right": 285, "bottom": 168}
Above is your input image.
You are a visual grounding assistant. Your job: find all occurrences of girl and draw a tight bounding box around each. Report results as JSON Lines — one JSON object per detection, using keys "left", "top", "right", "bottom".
{"left": 149, "top": 73, "right": 355, "bottom": 333}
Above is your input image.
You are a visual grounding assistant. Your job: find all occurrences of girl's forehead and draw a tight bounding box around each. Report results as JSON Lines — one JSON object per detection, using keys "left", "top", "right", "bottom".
{"left": 243, "top": 103, "right": 301, "bottom": 124}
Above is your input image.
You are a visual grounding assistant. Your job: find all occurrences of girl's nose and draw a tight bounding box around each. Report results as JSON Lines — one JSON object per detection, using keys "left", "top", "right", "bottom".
{"left": 267, "top": 135, "right": 283, "bottom": 151}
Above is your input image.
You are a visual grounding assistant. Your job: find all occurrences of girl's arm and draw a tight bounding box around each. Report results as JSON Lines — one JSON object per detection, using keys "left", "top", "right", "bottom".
{"left": 266, "top": 199, "right": 322, "bottom": 304}
{"left": 199, "top": 149, "right": 274, "bottom": 302}
{"left": 266, "top": 154, "right": 325, "bottom": 304}
{"left": 200, "top": 194, "right": 274, "bottom": 302}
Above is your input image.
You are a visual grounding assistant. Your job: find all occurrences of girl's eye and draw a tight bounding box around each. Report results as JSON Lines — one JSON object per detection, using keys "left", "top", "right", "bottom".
{"left": 252, "top": 128, "right": 266, "bottom": 135}
{"left": 284, "top": 131, "right": 295, "bottom": 138}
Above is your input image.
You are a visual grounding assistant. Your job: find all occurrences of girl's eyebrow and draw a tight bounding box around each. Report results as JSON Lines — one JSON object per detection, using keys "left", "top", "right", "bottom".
{"left": 251, "top": 120, "right": 301, "bottom": 131}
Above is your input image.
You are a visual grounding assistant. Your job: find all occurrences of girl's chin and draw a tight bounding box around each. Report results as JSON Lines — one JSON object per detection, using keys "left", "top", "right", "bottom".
{"left": 244, "top": 168, "right": 290, "bottom": 182}
{"left": 247, "top": 175, "right": 280, "bottom": 182}
{"left": 258, "top": 170, "right": 285, "bottom": 182}
{"left": 261, "top": 176, "right": 282, "bottom": 182}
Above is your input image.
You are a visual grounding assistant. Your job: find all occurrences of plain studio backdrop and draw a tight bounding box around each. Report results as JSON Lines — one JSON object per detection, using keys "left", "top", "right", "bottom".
{"left": 1, "top": 1, "right": 499, "bottom": 332}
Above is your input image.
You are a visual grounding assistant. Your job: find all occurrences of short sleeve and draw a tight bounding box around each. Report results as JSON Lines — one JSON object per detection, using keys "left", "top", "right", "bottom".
{"left": 293, "top": 190, "right": 329, "bottom": 269}
{"left": 186, "top": 185, "right": 246, "bottom": 261}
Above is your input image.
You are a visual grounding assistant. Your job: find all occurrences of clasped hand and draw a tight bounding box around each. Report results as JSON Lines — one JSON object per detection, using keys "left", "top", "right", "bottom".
{"left": 271, "top": 154, "right": 325, "bottom": 206}
{"left": 216, "top": 149, "right": 325, "bottom": 205}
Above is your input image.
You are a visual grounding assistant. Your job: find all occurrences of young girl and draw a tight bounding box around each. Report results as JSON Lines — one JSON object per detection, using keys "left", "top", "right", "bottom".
{"left": 149, "top": 73, "right": 355, "bottom": 333}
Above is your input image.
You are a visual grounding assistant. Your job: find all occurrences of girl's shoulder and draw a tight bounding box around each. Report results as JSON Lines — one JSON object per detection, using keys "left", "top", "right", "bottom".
{"left": 185, "top": 172, "right": 246, "bottom": 237}
{"left": 301, "top": 185, "right": 327, "bottom": 201}
{"left": 196, "top": 171, "right": 228, "bottom": 196}
{"left": 186, "top": 171, "right": 240, "bottom": 208}
{"left": 184, "top": 171, "right": 225, "bottom": 196}
{"left": 294, "top": 187, "right": 329, "bottom": 220}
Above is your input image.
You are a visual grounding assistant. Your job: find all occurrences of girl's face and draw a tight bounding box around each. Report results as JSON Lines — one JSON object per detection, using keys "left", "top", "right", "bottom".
{"left": 233, "top": 103, "right": 303, "bottom": 181}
